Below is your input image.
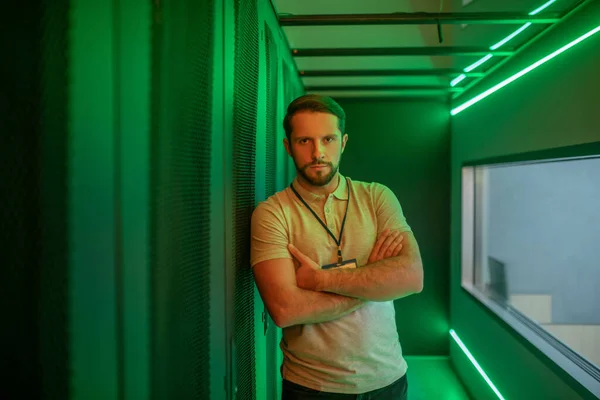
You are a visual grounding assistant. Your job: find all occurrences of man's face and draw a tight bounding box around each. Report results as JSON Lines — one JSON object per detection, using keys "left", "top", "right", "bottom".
{"left": 284, "top": 111, "right": 348, "bottom": 187}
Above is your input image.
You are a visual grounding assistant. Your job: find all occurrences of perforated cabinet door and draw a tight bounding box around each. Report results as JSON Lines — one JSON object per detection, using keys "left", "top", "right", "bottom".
{"left": 232, "top": 0, "right": 260, "bottom": 399}
{"left": 149, "top": 0, "right": 214, "bottom": 398}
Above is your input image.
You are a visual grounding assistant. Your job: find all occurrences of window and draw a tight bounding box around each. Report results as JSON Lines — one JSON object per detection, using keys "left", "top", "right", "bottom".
{"left": 461, "top": 155, "right": 600, "bottom": 397}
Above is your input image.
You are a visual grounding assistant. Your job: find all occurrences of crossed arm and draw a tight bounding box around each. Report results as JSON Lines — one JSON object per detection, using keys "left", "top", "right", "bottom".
{"left": 252, "top": 258, "right": 367, "bottom": 328}
{"left": 253, "top": 228, "right": 421, "bottom": 328}
{"left": 251, "top": 184, "right": 423, "bottom": 328}
{"left": 290, "top": 231, "right": 423, "bottom": 302}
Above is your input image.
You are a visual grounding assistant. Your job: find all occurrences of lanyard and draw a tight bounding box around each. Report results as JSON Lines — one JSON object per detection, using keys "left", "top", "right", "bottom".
{"left": 290, "top": 177, "right": 351, "bottom": 265}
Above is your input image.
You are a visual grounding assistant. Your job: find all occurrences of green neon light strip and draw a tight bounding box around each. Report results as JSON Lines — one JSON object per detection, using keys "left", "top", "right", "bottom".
{"left": 458, "top": 0, "right": 556, "bottom": 79}
{"left": 529, "top": 0, "right": 557, "bottom": 15}
{"left": 490, "top": 23, "right": 532, "bottom": 50}
{"left": 451, "top": 25, "right": 600, "bottom": 116}
{"left": 451, "top": 74, "right": 466, "bottom": 87}
{"left": 450, "top": 329, "right": 505, "bottom": 400}
{"left": 489, "top": 0, "right": 557, "bottom": 51}
{"left": 464, "top": 54, "right": 493, "bottom": 72}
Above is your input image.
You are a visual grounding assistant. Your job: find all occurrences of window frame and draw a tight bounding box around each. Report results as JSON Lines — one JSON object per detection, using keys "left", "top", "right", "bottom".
{"left": 459, "top": 141, "right": 600, "bottom": 398}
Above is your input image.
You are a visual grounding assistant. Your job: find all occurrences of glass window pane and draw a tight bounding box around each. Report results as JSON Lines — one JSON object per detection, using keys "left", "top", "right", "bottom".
{"left": 473, "top": 157, "right": 600, "bottom": 369}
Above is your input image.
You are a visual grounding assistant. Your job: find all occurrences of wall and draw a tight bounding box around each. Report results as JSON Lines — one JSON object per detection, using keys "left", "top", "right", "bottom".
{"left": 336, "top": 97, "right": 451, "bottom": 355}
{"left": 450, "top": 0, "right": 600, "bottom": 399}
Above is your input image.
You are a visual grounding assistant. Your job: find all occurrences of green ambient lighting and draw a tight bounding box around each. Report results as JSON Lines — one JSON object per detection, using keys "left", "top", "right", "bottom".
{"left": 490, "top": 23, "right": 532, "bottom": 50}
{"left": 489, "top": 0, "right": 556, "bottom": 51}
{"left": 464, "top": 54, "right": 493, "bottom": 73}
{"left": 455, "top": 0, "right": 557, "bottom": 85}
{"left": 450, "top": 329, "right": 505, "bottom": 400}
{"left": 529, "top": 0, "right": 557, "bottom": 15}
{"left": 451, "top": 74, "right": 466, "bottom": 87}
{"left": 451, "top": 25, "right": 600, "bottom": 115}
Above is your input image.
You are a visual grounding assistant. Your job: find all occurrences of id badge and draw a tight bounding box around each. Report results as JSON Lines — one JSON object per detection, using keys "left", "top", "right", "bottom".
{"left": 321, "top": 258, "right": 358, "bottom": 270}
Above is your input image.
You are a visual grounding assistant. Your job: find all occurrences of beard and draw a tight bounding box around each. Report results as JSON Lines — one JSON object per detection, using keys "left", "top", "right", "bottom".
{"left": 295, "top": 158, "right": 340, "bottom": 187}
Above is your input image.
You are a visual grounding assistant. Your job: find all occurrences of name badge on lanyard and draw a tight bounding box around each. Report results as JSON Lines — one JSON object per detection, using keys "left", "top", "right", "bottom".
{"left": 321, "top": 258, "right": 358, "bottom": 270}
{"left": 290, "top": 177, "right": 352, "bottom": 268}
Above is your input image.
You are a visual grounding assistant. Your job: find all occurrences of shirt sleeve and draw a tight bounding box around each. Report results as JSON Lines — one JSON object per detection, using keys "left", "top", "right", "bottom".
{"left": 373, "top": 183, "right": 412, "bottom": 236}
{"left": 250, "top": 201, "right": 292, "bottom": 268}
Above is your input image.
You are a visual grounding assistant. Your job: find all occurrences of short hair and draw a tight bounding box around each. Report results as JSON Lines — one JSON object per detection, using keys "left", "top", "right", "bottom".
{"left": 283, "top": 94, "right": 346, "bottom": 141}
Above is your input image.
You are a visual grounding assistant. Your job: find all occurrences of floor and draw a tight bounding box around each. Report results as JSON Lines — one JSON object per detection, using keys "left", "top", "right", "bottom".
{"left": 405, "top": 356, "right": 472, "bottom": 400}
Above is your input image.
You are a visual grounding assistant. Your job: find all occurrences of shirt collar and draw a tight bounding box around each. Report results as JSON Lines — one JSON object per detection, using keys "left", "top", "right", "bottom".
{"left": 291, "top": 173, "right": 349, "bottom": 204}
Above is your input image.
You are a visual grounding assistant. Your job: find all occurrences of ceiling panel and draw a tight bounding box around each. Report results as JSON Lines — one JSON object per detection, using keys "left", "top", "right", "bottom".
{"left": 283, "top": 25, "right": 435, "bottom": 49}
{"left": 283, "top": 22, "right": 553, "bottom": 50}
{"left": 301, "top": 76, "right": 449, "bottom": 87}
{"left": 451, "top": 0, "right": 584, "bottom": 57}
{"left": 452, "top": 23, "right": 549, "bottom": 48}
{"left": 307, "top": 90, "right": 453, "bottom": 98}
{"left": 272, "top": 0, "right": 588, "bottom": 98}
{"left": 454, "top": 0, "right": 581, "bottom": 13}
{"left": 294, "top": 55, "right": 456, "bottom": 70}
{"left": 273, "top": 0, "right": 447, "bottom": 15}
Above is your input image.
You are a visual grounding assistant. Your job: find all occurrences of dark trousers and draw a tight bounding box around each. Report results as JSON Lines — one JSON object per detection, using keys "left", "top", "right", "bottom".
{"left": 282, "top": 374, "right": 408, "bottom": 400}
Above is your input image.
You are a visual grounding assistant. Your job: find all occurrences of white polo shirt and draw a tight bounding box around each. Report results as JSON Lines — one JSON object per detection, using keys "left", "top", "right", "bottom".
{"left": 250, "top": 172, "right": 412, "bottom": 394}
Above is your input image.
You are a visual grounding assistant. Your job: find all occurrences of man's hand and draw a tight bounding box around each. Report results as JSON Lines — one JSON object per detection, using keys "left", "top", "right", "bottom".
{"left": 368, "top": 229, "right": 404, "bottom": 264}
{"left": 288, "top": 244, "right": 321, "bottom": 291}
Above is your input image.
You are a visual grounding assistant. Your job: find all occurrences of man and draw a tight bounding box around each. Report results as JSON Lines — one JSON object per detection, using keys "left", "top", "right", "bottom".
{"left": 250, "top": 94, "right": 424, "bottom": 399}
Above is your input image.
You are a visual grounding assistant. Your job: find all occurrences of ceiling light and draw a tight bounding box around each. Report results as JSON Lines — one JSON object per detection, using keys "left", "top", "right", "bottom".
{"left": 451, "top": 25, "right": 600, "bottom": 116}
{"left": 530, "top": 0, "right": 557, "bottom": 16}
{"left": 490, "top": 23, "right": 532, "bottom": 50}
{"left": 464, "top": 54, "right": 494, "bottom": 73}
{"left": 451, "top": 74, "right": 467, "bottom": 87}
